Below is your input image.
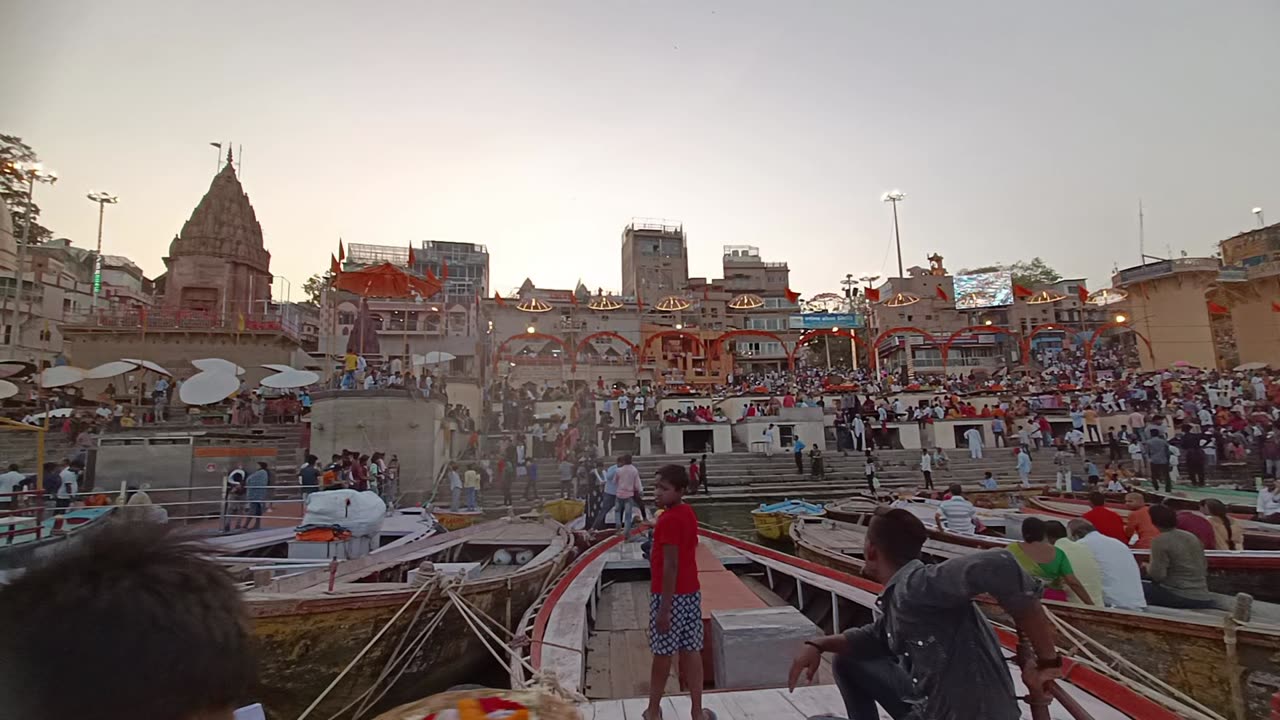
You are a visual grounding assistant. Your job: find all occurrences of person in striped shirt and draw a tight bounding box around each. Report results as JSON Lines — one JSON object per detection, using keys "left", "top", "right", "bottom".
{"left": 935, "top": 484, "right": 977, "bottom": 534}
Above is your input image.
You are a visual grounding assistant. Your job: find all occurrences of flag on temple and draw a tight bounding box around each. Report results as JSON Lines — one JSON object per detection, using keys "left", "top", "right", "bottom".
{"left": 441, "top": 260, "right": 449, "bottom": 280}
{"left": 1272, "top": 300, "right": 1280, "bottom": 313}
{"left": 407, "top": 245, "right": 417, "bottom": 266}
{"left": 1076, "top": 285, "right": 1089, "bottom": 303}
{"left": 1207, "top": 301, "right": 1229, "bottom": 315}
{"left": 865, "top": 288, "right": 881, "bottom": 303}
{"left": 338, "top": 238, "right": 345, "bottom": 261}
{"left": 1013, "top": 284, "right": 1034, "bottom": 299}
{"left": 569, "top": 291, "right": 578, "bottom": 306}
{"left": 785, "top": 288, "right": 801, "bottom": 304}
{"left": 935, "top": 286, "right": 949, "bottom": 302}
{"left": 330, "top": 254, "right": 341, "bottom": 275}
{"left": 494, "top": 292, "right": 506, "bottom": 307}
{"left": 702, "top": 286, "right": 709, "bottom": 300}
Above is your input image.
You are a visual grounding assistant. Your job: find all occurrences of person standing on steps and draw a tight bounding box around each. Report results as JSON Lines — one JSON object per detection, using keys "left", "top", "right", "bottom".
{"left": 863, "top": 449, "right": 879, "bottom": 495}
{"left": 793, "top": 436, "right": 806, "bottom": 475}
{"left": 762, "top": 423, "right": 776, "bottom": 457}
{"left": 700, "top": 453, "right": 710, "bottom": 495}
{"left": 592, "top": 458, "right": 620, "bottom": 530}
{"left": 919, "top": 447, "right": 933, "bottom": 490}
{"left": 1016, "top": 447, "right": 1032, "bottom": 487}
{"left": 963, "top": 426, "right": 984, "bottom": 460}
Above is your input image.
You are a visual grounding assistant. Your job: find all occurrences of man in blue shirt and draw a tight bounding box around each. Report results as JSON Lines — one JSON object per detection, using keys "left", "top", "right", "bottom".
{"left": 591, "top": 459, "right": 620, "bottom": 530}
{"left": 245, "top": 462, "right": 270, "bottom": 530}
{"left": 793, "top": 438, "right": 807, "bottom": 475}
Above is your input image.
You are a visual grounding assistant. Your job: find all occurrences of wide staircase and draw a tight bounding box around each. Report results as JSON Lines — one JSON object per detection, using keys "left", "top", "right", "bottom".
{"left": 476, "top": 445, "right": 1069, "bottom": 510}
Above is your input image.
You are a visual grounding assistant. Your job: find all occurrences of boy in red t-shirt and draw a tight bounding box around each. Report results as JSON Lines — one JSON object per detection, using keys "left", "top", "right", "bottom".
{"left": 644, "top": 464, "right": 713, "bottom": 720}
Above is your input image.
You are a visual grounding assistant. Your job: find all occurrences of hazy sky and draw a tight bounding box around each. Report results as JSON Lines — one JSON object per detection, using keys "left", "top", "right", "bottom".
{"left": 6, "top": 1, "right": 1279, "bottom": 301}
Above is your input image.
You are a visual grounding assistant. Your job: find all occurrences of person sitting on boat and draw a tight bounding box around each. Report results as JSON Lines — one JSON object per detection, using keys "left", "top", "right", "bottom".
{"left": 788, "top": 508, "right": 1063, "bottom": 720}
{"left": 1008, "top": 516, "right": 1094, "bottom": 604}
{"left": 1200, "top": 499, "right": 1243, "bottom": 550}
{"left": 935, "top": 484, "right": 977, "bottom": 534}
{"left": 1067, "top": 518, "right": 1148, "bottom": 611}
{"left": 1123, "top": 493, "right": 1160, "bottom": 548}
{"left": 1043, "top": 520, "right": 1103, "bottom": 606}
{"left": 1174, "top": 508, "right": 1216, "bottom": 550}
{"left": 1082, "top": 492, "right": 1128, "bottom": 543}
{"left": 1143, "top": 504, "right": 1215, "bottom": 609}
{"left": 1258, "top": 477, "right": 1280, "bottom": 524}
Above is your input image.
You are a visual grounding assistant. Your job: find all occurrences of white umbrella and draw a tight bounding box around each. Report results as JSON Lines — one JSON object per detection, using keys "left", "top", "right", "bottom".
{"left": 0, "top": 379, "right": 17, "bottom": 400}
{"left": 260, "top": 364, "right": 295, "bottom": 373}
{"left": 1234, "top": 361, "right": 1268, "bottom": 371}
{"left": 421, "top": 351, "right": 456, "bottom": 364}
{"left": 27, "top": 407, "right": 74, "bottom": 421}
{"left": 40, "top": 366, "right": 87, "bottom": 388}
{"left": 85, "top": 360, "right": 140, "bottom": 379}
{"left": 191, "top": 358, "right": 246, "bottom": 376}
{"left": 121, "top": 358, "right": 171, "bottom": 376}
{"left": 0, "top": 361, "right": 35, "bottom": 379}
{"left": 260, "top": 369, "right": 320, "bottom": 389}
{"left": 178, "top": 371, "right": 240, "bottom": 406}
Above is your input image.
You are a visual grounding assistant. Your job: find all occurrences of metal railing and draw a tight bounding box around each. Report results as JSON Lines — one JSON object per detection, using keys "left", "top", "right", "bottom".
{"left": 66, "top": 307, "right": 303, "bottom": 339}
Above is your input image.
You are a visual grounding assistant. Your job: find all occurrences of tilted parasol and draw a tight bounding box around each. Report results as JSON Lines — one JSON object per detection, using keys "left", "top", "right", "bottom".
{"left": 332, "top": 262, "right": 442, "bottom": 299}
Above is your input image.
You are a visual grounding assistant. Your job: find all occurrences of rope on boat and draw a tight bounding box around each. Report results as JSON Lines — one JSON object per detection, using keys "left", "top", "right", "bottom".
{"left": 295, "top": 570, "right": 449, "bottom": 720}
{"left": 1040, "top": 610, "right": 1225, "bottom": 720}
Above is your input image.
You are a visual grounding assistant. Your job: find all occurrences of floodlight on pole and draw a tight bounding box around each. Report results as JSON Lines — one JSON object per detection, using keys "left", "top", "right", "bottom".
{"left": 881, "top": 190, "right": 906, "bottom": 278}
{"left": 1254, "top": 207, "right": 1265, "bottom": 228}
{"left": 86, "top": 191, "right": 119, "bottom": 308}
{"left": 7, "top": 162, "right": 58, "bottom": 353}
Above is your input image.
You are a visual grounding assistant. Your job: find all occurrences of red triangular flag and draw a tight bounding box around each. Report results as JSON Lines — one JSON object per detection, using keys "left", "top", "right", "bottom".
{"left": 494, "top": 292, "right": 506, "bottom": 307}
{"left": 569, "top": 291, "right": 578, "bottom": 306}
{"left": 703, "top": 286, "right": 709, "bottom": 301}
{"left": 636, "top": 288, "right": 644, "bottom": 311}
{"left": 785, "top": 288, "right": 801, "bottom": 304}
{"left": 935, "top": 286, "right": 949, "bottom": 302}
{"left": 441, "top": 259, "right": 449, "bottom": 280}
{"left": 1013, "top": 284, "right": 1034, "bottom": 299}
{"left": 407, "top": 245, "right": 417, "bottom": 266}
{"left": 330, "top": 254, "right": 340, "bottom": 275}
{"left": 1272, "top": 301, "right": 1280, "bottom": 313}
{"left": 1207, "top": 301, "right": 1229, "bottom": 315}
{"left": 865, "top": 288, "right": 881, "bottom": 303}
{"left": 1077, "top": 285, "right": 1089, "bottom": 303}
{"left": 338, "top": 238, "right": 345, "bottom": 261}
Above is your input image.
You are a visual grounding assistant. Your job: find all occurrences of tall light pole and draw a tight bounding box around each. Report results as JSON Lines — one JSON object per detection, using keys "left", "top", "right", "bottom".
{"left": 7, "top": 161, "right": 58, "bottom": 353}
{"left": 87, "top": 191, "right": 119, "bottom": 309}
{"left": 1254, "top": 207, "right": 1266, "bottom": 228}
{"left": 881, "top": 189, "right": 906, "bottom": 278}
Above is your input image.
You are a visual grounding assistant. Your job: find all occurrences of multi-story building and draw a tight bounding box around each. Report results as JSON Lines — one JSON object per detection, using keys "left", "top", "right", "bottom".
{"left": 1216, "top": 221, "right": 1280, "bottom": 367}
{"left": 346, "top": 240, "right": 490, "bottom": 300}
{"left": 620, "top": 219, "right": 688, "bottom": 299}
{"left": 1113, "top": 258, "right": 1222, "bottom": 370}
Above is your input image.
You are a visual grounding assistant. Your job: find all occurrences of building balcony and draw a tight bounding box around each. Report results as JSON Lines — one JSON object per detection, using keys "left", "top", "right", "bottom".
{"left": 62, "top": 307, "right": 302, "bottom": 340}
{"left": 1113, "top": 257, "right": 1221, "bottom": 286}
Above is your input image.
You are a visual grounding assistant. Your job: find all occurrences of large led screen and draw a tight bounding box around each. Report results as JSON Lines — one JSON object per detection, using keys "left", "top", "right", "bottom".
{"left": 953, "top": 270, "right": 1013, "bottom": 309}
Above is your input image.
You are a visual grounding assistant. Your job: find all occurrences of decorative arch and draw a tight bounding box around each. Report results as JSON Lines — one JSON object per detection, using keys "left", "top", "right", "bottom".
{"left": 1085, "top": 322, "right": 1155, "bottom": 374}
{"left": 1021, "top": 323, "right": 1075, "bottom": 359}
{"left": 573, "top": 331, "right": 640, "bottom": 370}
{"left": 715, "top": 329, "right": 795, "bottom": 372}
{"left": 941, "top": 325, "right": 1020, "bottom": 374}
{"left": 639, "top": 330, "right": 705, "bottom": 362}
{"left": 871, "top": 326, "right": 938, "bottom": 350}
{"left": 492, "top": 332, "right": 571, "bottom": 369}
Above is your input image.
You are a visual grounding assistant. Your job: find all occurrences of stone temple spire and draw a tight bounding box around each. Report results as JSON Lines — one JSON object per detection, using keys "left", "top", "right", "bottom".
{"left": 168, "top": 154, "right": 267, "bottom": 259}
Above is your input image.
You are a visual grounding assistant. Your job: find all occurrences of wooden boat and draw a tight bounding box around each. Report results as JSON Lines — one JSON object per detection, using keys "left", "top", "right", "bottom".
{"left": 0, "top": 506, "right": 115, "bottom": 577}
{"left": 541, "top": 497, "right": 585, "bottom": 524}
{"left": 243, "top": 517, "right": 574, "bottom": 719}
{"left": 750, "top": 499, "right": 824, "bottom": 540}
{"left": 792, "top": 516, "right": 1280, "bottom": 719}
{"left": 1049, "top": 485, "right": 1257, "bottom": 517}
{"left": 432, "top": 508, "right": 484, "bottom": 531}
{"left": 1027, "top": 495, "right": 1280, "bottom": 551}
{"left": 506, "top": 527, "right": 1184, "bottom": 720}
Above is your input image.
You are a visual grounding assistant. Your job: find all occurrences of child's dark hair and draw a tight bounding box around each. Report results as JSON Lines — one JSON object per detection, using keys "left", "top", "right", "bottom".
{"left": 654, "top": 463, "right": 690, "bottom": 491}
{"left": 0, "top": 522, "right": 255, "bottom": 719}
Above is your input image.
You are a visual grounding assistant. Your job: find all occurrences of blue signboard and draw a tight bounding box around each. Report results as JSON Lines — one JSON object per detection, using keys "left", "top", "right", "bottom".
{"left": 788, "top": 313, "right": 863, "bottom": 330}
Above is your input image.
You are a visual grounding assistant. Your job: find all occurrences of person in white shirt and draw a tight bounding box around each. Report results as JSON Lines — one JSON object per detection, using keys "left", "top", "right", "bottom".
{"left": 1258, "top": 478, "right": 1280, "bottom": 523}
{"left": 935, "top": 485, "right": 977, "bottom": 534}
{"left": 852, "top": 415, "right": 865, "bottom": 451}
{"left": 55, "top": 461, "right": 81, "bottom": 514}
{"left": 618, "top": 394, "right": 630, "bottom": 428}
{"left": 919, "top": 449, "right": 933, "bottom": 490}
{"left": 762, "top": 424, "right": 776, "bottom": 457}
{"left": 1127, "top": 441, "right": 1145, "bottom": 476}
{"left": 1069, "top": 519, "right": 1146, "bottom": 610}
{"left": 1016, "top": 448, "right": 1032, "bottom": 487}
{"left": 0, "top": 464, "right": 25, "bottom": 505}
{"left": 963, "top": 427, "right": 984, "bottom": 460}
{"left": 447, "top": 463, "right": 463, "bottom": 510}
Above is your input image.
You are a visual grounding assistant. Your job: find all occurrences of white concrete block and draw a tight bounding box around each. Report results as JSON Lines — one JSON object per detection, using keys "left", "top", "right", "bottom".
{"left": 712, "top": 606, "right": 821, "bottom": 690}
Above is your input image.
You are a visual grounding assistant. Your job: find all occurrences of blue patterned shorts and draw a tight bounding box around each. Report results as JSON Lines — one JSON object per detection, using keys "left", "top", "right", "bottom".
{"left": 649, "top": 591, "right": 703, "bottom": 655}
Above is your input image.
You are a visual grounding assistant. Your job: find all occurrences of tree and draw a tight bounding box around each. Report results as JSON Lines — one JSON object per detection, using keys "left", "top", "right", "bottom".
{"left": 0, "top": 134, "right": 54, "bottom": 244}
{"left": 302, "top": 273, "right": 328, "bottom": 305}
{"left": 959, "top": 257, "right": 1062, "bottom": 287}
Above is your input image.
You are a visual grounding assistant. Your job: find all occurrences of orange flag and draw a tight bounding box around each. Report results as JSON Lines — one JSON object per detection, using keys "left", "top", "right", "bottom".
{"left": 338, "top": 238, "right": 345, "bottom": 261}
{"left": 1077, "top": 285, "right": 1089, "bottom": 303}
{"left": 407, "top": 245, "right": 417, "bottom": 266}
{"left": 441, "top": 259, "right": 449, "bottom": 280}
{"left": 935, "top": 286, "right": 949, "bottom": 302}
{"left": 785, "top": 288, "right": 801, "bottom": 304}
{"left": 330, "top": 254, "right": 340, "bottom": 275}
{"left": 1013, "top": 284, "right": 1034, "bottom": 299}
{"left": 865, "top": 288, "right": 881, "bottom": 303}
{"left": 1272, "top": 301, "right": 1280, "bottom": 313}
{"left": 494, "top": 292, "right": 506, "bottom": 307}
{"left": 1207, "top": 301, "right": 1229, "bottom": 315}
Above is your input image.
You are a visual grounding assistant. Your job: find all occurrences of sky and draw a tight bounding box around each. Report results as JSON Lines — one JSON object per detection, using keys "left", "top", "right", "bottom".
{"left": 5, "top": 1, "right": 1279, "bottom": 303}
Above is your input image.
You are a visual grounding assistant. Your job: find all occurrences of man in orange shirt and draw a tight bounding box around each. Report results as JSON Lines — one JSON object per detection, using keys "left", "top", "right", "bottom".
{"left": 1123, "top": 493, "right": 1159, "bottom": 548}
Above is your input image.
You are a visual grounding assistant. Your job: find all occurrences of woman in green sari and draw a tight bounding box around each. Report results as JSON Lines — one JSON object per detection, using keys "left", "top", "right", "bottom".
{"left": 1008, "top": 516, "right": 1094, "bottom": 604}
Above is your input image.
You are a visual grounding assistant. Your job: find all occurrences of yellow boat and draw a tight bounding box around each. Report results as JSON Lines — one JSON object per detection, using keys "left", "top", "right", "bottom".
{"left": 541, "top": 497, "right": 585, "bottom": 524}
{"left": 433, "top": 509, "right": 484, "bottom": 531}
{"left": 750, "top": 499, "right": 825, "bottom": 541}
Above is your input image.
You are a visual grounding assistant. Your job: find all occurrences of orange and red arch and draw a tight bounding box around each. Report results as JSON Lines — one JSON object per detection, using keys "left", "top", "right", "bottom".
{"left": 940, "top": 325, "right": 1020, "bottom": 374}
{"left": 573, "top": 331, "right": 640, "bottom": 369}
{"left": 639, "top": 330, "right": 705, "bottom": 363}
{"left": 492, "top": 332, "right": 571, "bottom": 369}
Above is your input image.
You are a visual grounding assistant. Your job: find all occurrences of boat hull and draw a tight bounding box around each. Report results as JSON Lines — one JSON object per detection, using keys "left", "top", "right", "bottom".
{"left": 1027, "top": 496, "right": 1280, "bottom": 551}
{"left": 542, "top": 498, "right": 584, "bottom": 524}
{"left": 433, "top": 510, "right": 483, "bottom": 531}
{"left": 247, "top": 545, "right": 571, "bottom": 717}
